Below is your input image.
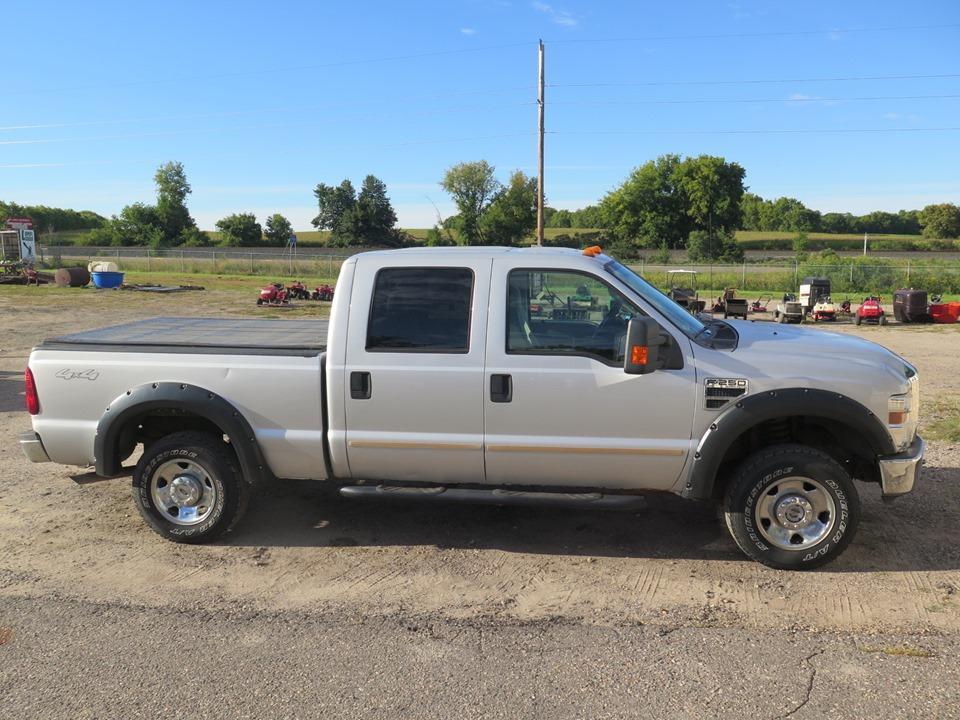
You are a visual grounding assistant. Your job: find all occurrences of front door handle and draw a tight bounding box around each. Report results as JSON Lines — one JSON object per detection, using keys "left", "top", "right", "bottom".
{"left": 490, "top": 374, "right": 512, "bottom": 403}
{"left": 350, "top": 371, "right": 371, "bottom": 400}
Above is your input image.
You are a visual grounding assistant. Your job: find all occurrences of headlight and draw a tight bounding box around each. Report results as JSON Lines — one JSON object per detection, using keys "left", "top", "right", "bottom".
{"left": 888, "top": 374, "right": 920, "bottom": 452}
{"left": 888, "top": 395, "right": 909, "bottom": 426}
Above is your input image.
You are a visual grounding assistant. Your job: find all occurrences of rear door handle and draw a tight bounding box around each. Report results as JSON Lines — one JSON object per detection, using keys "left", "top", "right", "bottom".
{"left": 350, "top": 371, "right": 371, "bottom": 399}
{"left": 490, "top": 374, "right": 512, "bottom": 403}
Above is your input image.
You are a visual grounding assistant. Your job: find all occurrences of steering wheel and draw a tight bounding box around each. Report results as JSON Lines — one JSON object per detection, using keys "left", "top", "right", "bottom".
{"left": 592, "top": 299, "right": 630, "bottom": 341}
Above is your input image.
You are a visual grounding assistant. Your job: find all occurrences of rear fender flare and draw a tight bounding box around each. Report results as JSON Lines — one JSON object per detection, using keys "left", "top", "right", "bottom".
{"left": 94, "top": 382, "right": 271, "bottom": 482}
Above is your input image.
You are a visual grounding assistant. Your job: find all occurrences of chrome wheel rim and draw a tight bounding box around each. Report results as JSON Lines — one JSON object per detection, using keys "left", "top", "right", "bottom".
{"left": 754, "top": 477, "right": 836, "bottom": 551}
{"left": 150, "top": 459, "right": 217, "bottom": 526}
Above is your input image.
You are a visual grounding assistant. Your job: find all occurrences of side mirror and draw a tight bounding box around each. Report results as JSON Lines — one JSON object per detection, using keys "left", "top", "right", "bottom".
{"left": 624, "top": 317, "right": 664, "bottom": 375}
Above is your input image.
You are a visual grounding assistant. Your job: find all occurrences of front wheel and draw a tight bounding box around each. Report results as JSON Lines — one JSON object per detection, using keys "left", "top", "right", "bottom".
{"left": 879, "top": 315, "right": 888, "bottom": 326}
{"left": 854, "top": 314, "right": 862, "bottom": 325}
{"left": 723, "top": 444, "right": 860, "bottom": 570}
{"left": 132, "top": 431, "right": 250, "bottom": 543}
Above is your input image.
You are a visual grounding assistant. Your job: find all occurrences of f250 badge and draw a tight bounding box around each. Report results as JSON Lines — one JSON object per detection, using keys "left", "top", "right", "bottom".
{"left": 703, "top": 378, "right": 748, "bottom": 409}
{"left": 55, "top": 369, "right": 100, "bottom": 381}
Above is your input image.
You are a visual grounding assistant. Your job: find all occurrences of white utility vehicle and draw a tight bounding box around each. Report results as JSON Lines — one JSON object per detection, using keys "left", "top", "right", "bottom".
{"left": 19, "top": 247, "right": 923, "bottom": 569}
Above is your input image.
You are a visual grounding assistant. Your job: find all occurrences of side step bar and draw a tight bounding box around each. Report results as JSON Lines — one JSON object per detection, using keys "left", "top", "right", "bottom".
{"left": 339, "top": 484, "right": 646, "bottom": 510}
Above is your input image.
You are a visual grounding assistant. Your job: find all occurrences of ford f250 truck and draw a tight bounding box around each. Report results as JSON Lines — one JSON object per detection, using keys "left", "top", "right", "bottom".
{"left": 19, "top": 247, "right": 924, "bottom": 569}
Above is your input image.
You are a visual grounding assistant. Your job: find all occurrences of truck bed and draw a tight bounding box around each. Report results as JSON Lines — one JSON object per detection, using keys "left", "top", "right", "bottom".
{"left": 40, "top": 317, "right": 328, "bottom": 356}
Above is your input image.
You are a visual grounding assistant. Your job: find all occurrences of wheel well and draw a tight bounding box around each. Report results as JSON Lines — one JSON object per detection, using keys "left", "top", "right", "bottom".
{"left": 115, "top": 408, "right": 230, "bottom": 462}
{"left": 709, "top": 415, "right": 881, "bottom": 499}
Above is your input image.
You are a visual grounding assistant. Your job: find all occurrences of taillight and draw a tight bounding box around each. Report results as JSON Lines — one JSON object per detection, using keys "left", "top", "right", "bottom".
{"left": 25, "top": 367, "right": 39, "bottom": 415}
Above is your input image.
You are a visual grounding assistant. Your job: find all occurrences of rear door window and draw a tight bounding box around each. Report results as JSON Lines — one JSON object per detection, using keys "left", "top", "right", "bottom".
{"left": 367, "top": 267, "right": 474, "bottom": 352}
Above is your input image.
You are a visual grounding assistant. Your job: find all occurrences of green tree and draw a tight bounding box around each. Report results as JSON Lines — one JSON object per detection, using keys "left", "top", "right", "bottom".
{"left": 479, "top": 170, "right": 537, "bottom": 246}
{"left": 440, "top": 160, "right": 500, "bottom": 245}
{"left": 686, "top": 229, "right": 743, "bottom": 262}
{"left": 312, "top": 179, "right": 362, "bottom": 245}
{"left": 919, "top": 203, "right": 960, "bottom": 239}
{"left": 216, "top": 213, "right": 262, "bottom": 246}
{"left": 600, "top": 154, "right": 689, "bottom": 248}
{"left": 154, "top": 161, "right": 197, "bottom": 245}
{"left": 675, "top": 155, "right": 746, "bottom": 236}
{"left": 355, "top": 175, "right": 400, "bottom": 246}
{"left": 264, "top": 213, "right": 294, "bottom": 246}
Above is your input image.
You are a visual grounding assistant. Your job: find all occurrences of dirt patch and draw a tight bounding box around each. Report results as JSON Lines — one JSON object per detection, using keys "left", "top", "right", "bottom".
{"left": 1, "top": 285, "right": 958, "bottom": 634}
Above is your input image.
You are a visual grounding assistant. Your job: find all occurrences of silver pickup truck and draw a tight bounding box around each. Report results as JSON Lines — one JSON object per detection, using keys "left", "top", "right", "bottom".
{"left": 19, "top": 246, "right": 924, "bottom": 569}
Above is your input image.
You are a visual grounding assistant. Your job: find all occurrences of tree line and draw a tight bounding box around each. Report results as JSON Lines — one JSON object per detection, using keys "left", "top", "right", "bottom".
{"left": 0, "top": 201, "right": 105, "bottom": 233}
{"left": 12, "top": 155, "right": 959, "bottom": 256}
{"left": 547, "top": 181, "right": 958, "bottom": 241}
{"left": 80, "top": 162, "right": 296, "bottom": 249}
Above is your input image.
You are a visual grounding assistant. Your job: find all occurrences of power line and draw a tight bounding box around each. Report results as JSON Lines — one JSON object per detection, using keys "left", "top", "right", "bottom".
{"left": 549, "top": 72, "right": 960, "bottom": 89}
{"left": 0, "top": 101, "right": 535, "bottom": 145}
{"left": 550, "top": 126, "right": 960, "bottom": 137}
{"left": 0, "top": 132, "right": 536, "bottom": 170}
{"left": 545, "top": 22, "right": 960, "bottom": 44}
{"left": 548, "top": 93, "right": 960, "bottom": 107}
{"left": 0, "top": 87, "right": 535, "bottom": 133}
{"left": 19, "top": 41, "right": 537, "bottom": 94}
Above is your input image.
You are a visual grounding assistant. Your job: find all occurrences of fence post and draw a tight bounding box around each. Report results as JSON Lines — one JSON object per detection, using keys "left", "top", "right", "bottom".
{"left": 329, "top": 255, "right": 333, "bottom": 278}
{"left": 741, "top": 262, "right": 746, "bottom": 288}
{"left": 250, "top": 252, "right": 254, "bottom": 274}
{"left": 794, "top": 260, "right": 798, "bottom": 290}
{"left": 906, "top": 260, "right": 911, "bottom": 285}
{"left": 146, "top": 248, "right": 151, "bottom": 271}
{"left": 849, "top": 263, "right": 854, "bottom": 285}
{"left": 116, "top": 247, "right": 120, "bottom": 262}
{"left": 212, "top": 250, "right": 217, "bottom": 272}
{"left": 180, "top": 249, "right": 184, "bottom": 273}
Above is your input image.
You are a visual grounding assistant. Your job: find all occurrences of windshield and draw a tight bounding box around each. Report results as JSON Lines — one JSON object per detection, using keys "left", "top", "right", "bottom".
{"left": 604, "top": 259, "right": 706, "bottom": 338}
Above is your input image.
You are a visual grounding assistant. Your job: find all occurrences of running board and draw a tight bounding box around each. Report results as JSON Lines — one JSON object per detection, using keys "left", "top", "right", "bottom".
{"left": 338, "top": 484, "right": 646, "bottom": 510}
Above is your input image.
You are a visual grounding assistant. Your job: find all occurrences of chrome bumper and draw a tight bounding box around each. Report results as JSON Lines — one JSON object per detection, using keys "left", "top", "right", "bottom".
{"left": 878, "top": 436, "right": 924, "bottom": 498}
{"left": 18, "top": 431, "right": 51, "bottom": 463}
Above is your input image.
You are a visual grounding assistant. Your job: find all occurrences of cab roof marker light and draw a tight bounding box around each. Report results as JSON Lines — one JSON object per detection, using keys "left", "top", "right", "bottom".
{"left": 582, "top": 245, "right": 603, "bottom": 257}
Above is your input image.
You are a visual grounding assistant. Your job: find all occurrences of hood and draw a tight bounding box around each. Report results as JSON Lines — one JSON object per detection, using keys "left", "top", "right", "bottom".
{"left": 723, "top": 319, "right": 912, "bottom": 381}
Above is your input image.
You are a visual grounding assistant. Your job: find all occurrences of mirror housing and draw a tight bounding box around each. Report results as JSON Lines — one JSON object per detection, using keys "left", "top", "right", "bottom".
{"left": 624, "top": 317, "right": 664, "bottom": 375}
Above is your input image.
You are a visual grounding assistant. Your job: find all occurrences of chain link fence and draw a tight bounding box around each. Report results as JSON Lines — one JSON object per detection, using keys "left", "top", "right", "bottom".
{"left": 38, "top": 246, "right": 960, "bottom": 295}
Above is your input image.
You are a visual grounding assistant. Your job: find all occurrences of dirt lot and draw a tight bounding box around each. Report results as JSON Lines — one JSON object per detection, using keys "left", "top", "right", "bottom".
{"left": 1, "top": 283, "right": 959, "bottom": 717}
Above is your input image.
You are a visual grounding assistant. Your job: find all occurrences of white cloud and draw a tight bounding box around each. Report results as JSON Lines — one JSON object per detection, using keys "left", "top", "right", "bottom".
{"left": 532, "top": 1, "right": 578, "bottom": 27}
{"left": 460, "top": 27, "right": 476, "bottom": 35}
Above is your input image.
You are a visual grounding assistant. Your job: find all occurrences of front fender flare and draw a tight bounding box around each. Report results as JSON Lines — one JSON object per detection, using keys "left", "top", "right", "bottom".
{"left": 94, "top": 382, "right": 271, "bottom": 482}
{"left": 682, "top": 387, "right": 896, "bottom": 500}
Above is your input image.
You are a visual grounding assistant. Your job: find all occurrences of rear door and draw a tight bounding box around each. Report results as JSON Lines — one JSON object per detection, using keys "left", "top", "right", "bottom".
{"left": 343, "top": 254, "right": 491, "bottom": 483}
{"left": 483, "top": 260, "right": 698, "bottom": 489}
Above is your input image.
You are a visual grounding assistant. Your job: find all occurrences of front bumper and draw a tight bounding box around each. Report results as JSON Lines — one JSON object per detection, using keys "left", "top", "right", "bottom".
{"left": 878, "top": 436, "right": 924, "bottom": 498}
{"left": 18, "top": 431, "right": 51, "bottom": 463}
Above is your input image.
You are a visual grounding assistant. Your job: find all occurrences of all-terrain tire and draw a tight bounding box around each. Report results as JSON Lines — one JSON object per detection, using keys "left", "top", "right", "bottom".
{"left": 854, "top": 313, "right": 862, "bottom": 326}
{"left": 723, "top": 444, "right": 860, "bottom": 570}
{"left": 133, "top": 431, "right": 250, "bottom": 544}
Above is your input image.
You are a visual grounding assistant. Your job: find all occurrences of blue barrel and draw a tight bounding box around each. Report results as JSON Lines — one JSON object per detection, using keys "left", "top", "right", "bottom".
{"left": 91, "top": 271, "right": 125, "bottom": 289}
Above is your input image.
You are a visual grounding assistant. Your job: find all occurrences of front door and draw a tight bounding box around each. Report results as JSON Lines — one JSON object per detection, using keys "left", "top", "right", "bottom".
{"left": 484, "top": 262, "right": 697, "bottom": 490}
{"left": 343, "top": 255, "right": 490, "bottom": 484}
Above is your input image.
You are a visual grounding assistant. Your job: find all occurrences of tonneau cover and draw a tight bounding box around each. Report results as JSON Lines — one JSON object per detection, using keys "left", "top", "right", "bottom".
{"left": 41, "top": 317, "right": 328, "bottom": 356}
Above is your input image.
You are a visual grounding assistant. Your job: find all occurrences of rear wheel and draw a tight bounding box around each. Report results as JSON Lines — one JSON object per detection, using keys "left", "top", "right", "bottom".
{"left": 854, "top": 313, "right": 862, "bottom": 325}
{"left": 723, "top": 444, "right": 859, "bottom": 570}
{"left": 880, "top": 314, "right": 888, "bottom": 326}
{"left": 132, "top": 431, "right": 250, "bottom": 543}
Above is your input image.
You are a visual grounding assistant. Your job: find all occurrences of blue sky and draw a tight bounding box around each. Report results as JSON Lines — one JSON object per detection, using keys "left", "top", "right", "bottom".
{"left": 2, "top": 0, "right": 958, "bottom": 230}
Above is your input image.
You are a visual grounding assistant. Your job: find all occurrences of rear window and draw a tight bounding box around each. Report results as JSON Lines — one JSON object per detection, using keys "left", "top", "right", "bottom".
{"left": 366, "top": 267, "right": 474, "bottom": 352}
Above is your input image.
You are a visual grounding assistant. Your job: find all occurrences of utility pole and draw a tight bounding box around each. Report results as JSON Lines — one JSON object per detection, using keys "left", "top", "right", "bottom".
{"left": 536, "top": 39, "right": 545, "bottom": 247}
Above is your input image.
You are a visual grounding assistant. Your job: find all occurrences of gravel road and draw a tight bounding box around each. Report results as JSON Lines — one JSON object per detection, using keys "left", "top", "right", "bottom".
{"left": 1, "top": 288, "right": 958, "bottom": 718}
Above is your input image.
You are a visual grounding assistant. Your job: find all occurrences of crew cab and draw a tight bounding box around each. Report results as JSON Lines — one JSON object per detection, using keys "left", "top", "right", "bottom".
{"left": 19, "top": 247, "right": 924, "bottom": 569}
